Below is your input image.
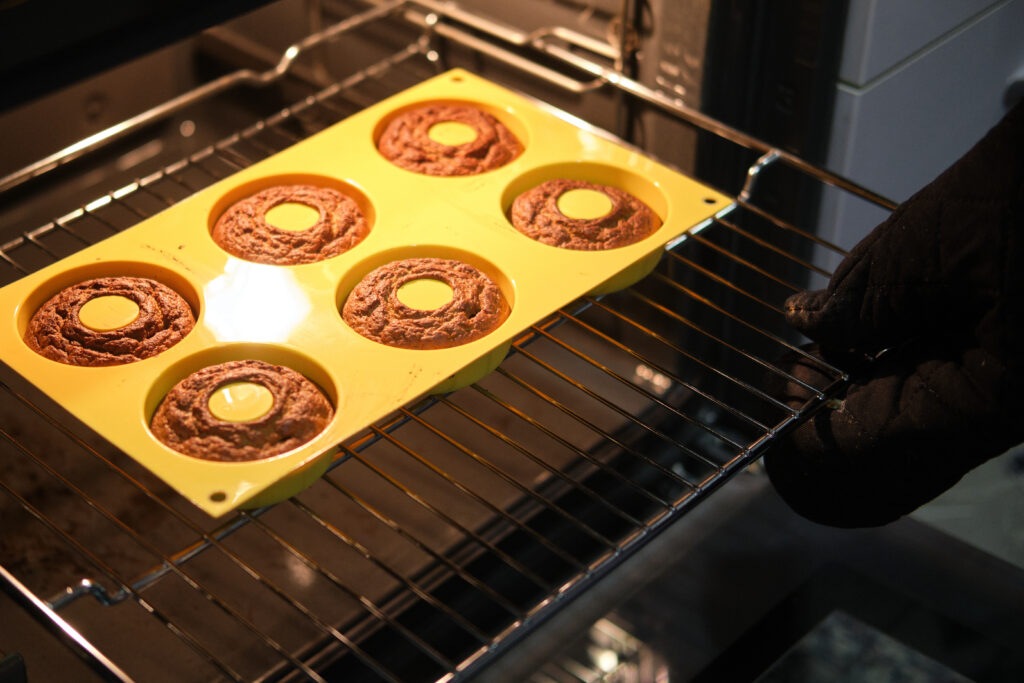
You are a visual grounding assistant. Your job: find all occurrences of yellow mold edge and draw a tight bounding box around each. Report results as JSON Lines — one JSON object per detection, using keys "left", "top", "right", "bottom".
{"left": 236, "top": 447, "right": 337, "bottom": 510}
{"left": 588, "top": 249, "right": 664, "bottom": 296}
{"left": 429, "top": 341, "right": 512, "bottom": 394}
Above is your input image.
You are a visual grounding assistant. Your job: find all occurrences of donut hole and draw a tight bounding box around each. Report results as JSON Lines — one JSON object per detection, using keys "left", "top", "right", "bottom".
{"left": 144, "top": 342, "right": 339, "bottom": 455}
{"left": 207, "top": 381, "right": 275, "bottom": 423}
{"left": 78, "top": 295, "right": 141, "bottom": 332}
{"left": 427, "top": 121, "right": 479, "bottom": 146}
{"left": 264, "top": 202, "right": 320, "bottom": 232}
{"left": 501, "top": 161, "right": 669, "bottom": 239}
{"left": 556, "top": 188, "right": 614, "bottom": 220}
{"left": 17, "top": 261, "right": 201, "bottom": 343}
{"left": 396, "top": 278, "right": 454, "bottom": 311}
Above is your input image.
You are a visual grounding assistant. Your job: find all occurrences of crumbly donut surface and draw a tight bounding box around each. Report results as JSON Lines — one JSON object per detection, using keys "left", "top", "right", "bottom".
{"left": 150, "top": 359, "right": 333, "bottom": 462}
{"left": 212, "top": 184, "right": 369, "bottom": 265}
{"left": 25, "top": 276, "right": 195, "bottom": 367}
{"left": 510, "top": 178, "right": 661, "bottom": 250}
{"left": 342, "top": 257, "right": 510, "bottom": 350}
{"left": 377, "top": 104, "right": 523, "bottom": 176}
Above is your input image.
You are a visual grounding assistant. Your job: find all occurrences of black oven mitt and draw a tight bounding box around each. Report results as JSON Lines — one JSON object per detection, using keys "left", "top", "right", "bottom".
{"left": 762, "top": 99, "right": 1024, "bottom": 527}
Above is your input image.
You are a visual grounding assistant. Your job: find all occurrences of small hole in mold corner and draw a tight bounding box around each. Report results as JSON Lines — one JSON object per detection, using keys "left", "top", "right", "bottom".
{"left": 451, "top": 75, "right": 463, "bottom": 82}
{"left": 210, "top": 491, "right": 227, "bottom": 502}
{"left": 703, "top": 197, "right": 718, "bottom": 204}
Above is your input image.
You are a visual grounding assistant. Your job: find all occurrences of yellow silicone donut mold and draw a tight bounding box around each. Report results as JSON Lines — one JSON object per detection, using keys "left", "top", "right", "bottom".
{"left": 500, "top": 161, "right": 669, "bottom": 220}
{"left": 16, "top": 260, "right": 202, "bottom": 353}
{"left": 373, "top": 97, "right": 529, "bottom": 174}
{"left": 336, "top": 244, "right": 515, "bottom": 313}
{"left": 145, "top": 343, "right": 339, "bottom": 509}
{"left": 501, "top": 161, "right": 671, "bottom": 295}
{"left": 0, "top": 68, "right": 732, "bottom": 517}
{"left": 336, "top": 245, "right": 515, "bottom": 393}
{"left": 144, "top": 342, "right": 339, "bottom": 420}
{"left": 207, "top": 172, "right": 376, "bottom": 263}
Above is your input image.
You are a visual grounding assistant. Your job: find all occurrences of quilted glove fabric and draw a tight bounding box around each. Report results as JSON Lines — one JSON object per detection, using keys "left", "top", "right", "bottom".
{"left": 763, "top": 100, "right": 1024, "bottom": 528}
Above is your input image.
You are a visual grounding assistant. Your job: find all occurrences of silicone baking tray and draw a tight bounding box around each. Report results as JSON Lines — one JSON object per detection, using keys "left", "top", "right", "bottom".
{"left": 0, "top": 69, "right": 732, "bottom": 517}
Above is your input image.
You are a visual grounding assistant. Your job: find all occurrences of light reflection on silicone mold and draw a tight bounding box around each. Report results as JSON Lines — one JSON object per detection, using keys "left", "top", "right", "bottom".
{"left": 231, "top": 479, "right": 260, "bottom": 504}
{"left": 576, "top": 129, "right": 605, "bottom": 155}
{"left": 204, "top": 261, "right": 313, "bottom": 342}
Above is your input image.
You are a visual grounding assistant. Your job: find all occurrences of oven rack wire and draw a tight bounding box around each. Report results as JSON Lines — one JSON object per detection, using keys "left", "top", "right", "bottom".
{"left": 0, "top": 2, "right": 894, "bottom": 681}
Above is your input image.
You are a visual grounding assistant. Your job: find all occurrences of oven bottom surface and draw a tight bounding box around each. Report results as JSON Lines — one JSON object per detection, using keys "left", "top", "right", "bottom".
{"left": 5, "top": 471, "right": 1024, "bottom": 683}
{"left": 479, "top": 474, "right": 1024, "bottom": 683}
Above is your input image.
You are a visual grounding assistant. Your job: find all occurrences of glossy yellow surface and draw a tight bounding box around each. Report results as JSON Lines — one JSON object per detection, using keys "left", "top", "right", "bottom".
{"left": 208, "top": 381, "right": 274, "bottom": 422}
{"left": 428, "top": 120, "right": 478, "bottom": 146}
{"left": 397, "top": 278, "right": 453, "bottom": 310}
{"left": 265, "top": 202, "right": 319, "bottom": 231}
{"left": 78, "top": 295, "right": 140, "bottom": 331}
{"left": 0, "top": 69, "right": 732, "bottom": 517}
{"left": 557, "top": 188, "right": 613, "bottom": 219}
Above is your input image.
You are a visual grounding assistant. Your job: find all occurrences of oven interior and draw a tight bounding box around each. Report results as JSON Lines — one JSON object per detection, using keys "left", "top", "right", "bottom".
{"left": 2, "top": 2, "right": 1023, "bottom": 682}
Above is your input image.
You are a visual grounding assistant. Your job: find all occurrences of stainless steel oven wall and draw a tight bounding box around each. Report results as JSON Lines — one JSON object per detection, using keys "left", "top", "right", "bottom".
{"left": 637, "top": 0, "right": 712, "bottom": 174}
{"left": 818, "top": 0, "right": 1024, "bottom": 275}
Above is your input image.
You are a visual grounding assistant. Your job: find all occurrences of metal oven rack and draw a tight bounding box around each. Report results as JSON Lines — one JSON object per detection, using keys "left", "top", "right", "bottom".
{"left": 0, "top": 2, "right": 896, "bottom": 681}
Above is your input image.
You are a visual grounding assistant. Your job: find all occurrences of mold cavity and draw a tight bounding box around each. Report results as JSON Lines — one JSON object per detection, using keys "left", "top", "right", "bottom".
{"left": 557, "top": 188, "right": 613, "bottom": 220}
{"left": 77, "top": 295, "right": 141, "bottom": 332}
{"left": 264, "top": 202, "right": 319, "bottom": 231}
{"left": 208, "top": 381, "right": 274, "bottom": 423}
{"left": 210, "top": 491, "right": 227, "bottom": 502}
{"left": 397, "top": 278, "right": 453, "bottom": 311}
{"left": 428, "top": 121, "right": 478, "bottom": 146}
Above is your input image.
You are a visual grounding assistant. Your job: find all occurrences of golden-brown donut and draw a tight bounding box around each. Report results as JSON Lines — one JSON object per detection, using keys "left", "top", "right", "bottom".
{"left": 150, "top": 359, "right": 333, "bottom": 462}
{"left": 212, "top": 184, "right": 369, "bottom": 265}
{"left": 510, "top": 178, "right": 661, "bottom": 250}
{"left": 25, "top": 276, "right": 195, "bottom": 367}
{"left": 377, "top": 104, "right": 523, "bottom": 176}
{"left": 342, "top": 257, "right": 509, "bottom": 349}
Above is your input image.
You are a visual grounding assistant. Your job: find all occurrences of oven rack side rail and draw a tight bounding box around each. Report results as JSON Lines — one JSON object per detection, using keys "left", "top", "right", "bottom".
{"left": 0, "top": 4, "right": 892, "bottom": 683}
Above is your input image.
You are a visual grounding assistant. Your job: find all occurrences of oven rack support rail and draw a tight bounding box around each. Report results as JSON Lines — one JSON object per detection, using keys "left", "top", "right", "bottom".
{"left": 0, "top": 3, "right": 894, "bottom": 682}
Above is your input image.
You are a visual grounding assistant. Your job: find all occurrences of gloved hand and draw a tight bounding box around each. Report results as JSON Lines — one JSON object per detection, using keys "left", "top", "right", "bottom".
{"left": 763, "top": 99, "right": 1024, "bottom": 528}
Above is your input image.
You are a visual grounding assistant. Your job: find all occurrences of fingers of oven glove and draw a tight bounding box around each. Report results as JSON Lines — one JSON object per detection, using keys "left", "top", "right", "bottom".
{"left": 762, "top": 342, "right": 1024, "bottom": 528}
{"left": 785, "top": 98, "right": 1024, "bottom": 354}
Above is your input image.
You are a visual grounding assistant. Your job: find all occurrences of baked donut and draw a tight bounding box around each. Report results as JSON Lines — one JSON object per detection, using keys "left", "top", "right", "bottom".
{"left": 212, "top": 184, "right": 369, "bottom": 265}
{"left": 342, "top": 257, "right": 509, "bottom": 350}
{"left": 377, "top": 104, "right": 523, "bottom": 176}
{"left": 25, "top": 276, "right": 195, "bottom": 367}
{"left": 510, "top": 178, "right": 661, "bottom": 250}
{"left": 150, "top": 359, "right": 333, "bottom": 462}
